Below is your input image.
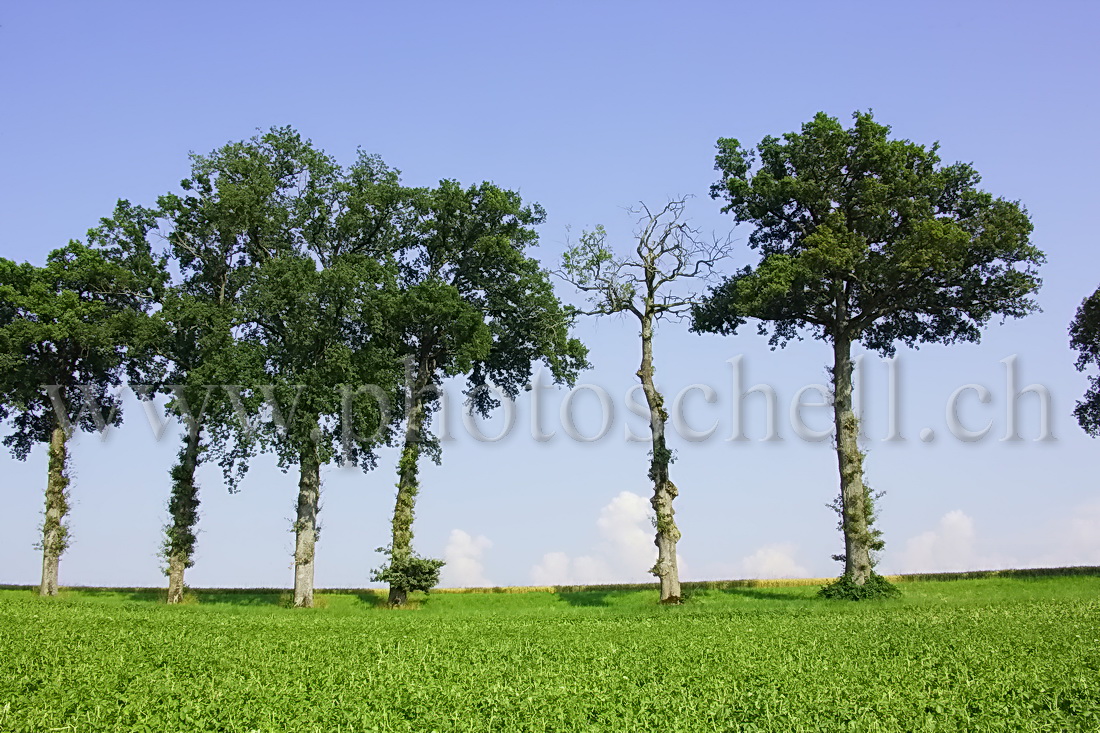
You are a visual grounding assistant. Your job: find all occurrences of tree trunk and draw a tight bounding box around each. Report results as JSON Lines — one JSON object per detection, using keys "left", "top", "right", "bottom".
{"left": 293, "top": 444, "right": 321, "bottom": 608}
{"left": 832, "top": 334, "right": 873, "bottom": 585}
{"left": 165, "top": 422, "right": 202, "bottom": 604}
{"left": 639, "top": 317, "right": 681, "bottom": 604}
{"left": 39, "top": 426, "right": 70, "bottom": 596}
{"left": 166, "top": 556, "right": 186, "bottom": 604}
{"left": 388, "top": 389, "right": 427, "bottom": 607}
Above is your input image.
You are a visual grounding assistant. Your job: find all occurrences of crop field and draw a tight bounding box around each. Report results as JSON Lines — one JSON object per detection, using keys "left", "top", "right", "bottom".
{"left": 1, "top": 571, "right": 1098, "bottom": 732}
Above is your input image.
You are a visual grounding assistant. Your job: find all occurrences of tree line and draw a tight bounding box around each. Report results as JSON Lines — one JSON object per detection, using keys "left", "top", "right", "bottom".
{"left": 3, "top": 112, "right": 1071, "bottom": 606}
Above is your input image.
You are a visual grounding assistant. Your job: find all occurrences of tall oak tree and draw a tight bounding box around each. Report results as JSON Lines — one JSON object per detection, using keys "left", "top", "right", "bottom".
{"left": 693, "top": 112, "right": 1043, "bottom": 589}
{"left": 0, "top": 202, "right": 165, "bottom": 594}
{"left": 379, "top": 180, "right": 587, "bottom": 606}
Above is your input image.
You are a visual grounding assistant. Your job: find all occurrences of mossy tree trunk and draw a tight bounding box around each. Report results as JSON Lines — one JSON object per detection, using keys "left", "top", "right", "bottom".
{"left": 39, "top": 425, "right": 70, "bottom": 597}
{"left": 165, "top": 421, "right": 202, "bottom": 604}
{"left": 640, "top": 315, "right": 681, "bottom": 604}
{"left": 832, "top": 330, "right": 874, "bottom": 585}
{"left": 293, "top": 442, "right": 321, "bottom": 608}
{"left": 388, "top": 370, "right": 429, "bottom": 607}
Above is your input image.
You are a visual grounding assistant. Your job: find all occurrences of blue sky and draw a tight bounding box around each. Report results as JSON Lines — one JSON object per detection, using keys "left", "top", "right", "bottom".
{"left": 2, "top": 1, "right": 1099, "bottom": 589}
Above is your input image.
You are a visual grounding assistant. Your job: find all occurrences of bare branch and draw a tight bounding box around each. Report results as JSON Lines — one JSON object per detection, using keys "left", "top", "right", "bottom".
{"left": 557, "top": 196, "right": 735, "bottom": 328}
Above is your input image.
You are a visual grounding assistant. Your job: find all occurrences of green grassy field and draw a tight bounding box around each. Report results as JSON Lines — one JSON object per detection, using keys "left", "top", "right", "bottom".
{"left": 1, "top": 571, "right": 1098, "bottom": 732}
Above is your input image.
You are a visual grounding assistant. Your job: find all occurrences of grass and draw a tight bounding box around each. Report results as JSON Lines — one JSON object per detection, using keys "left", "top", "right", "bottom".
{"left": 1, "top": 570, "right": 1098, "bottom": 731}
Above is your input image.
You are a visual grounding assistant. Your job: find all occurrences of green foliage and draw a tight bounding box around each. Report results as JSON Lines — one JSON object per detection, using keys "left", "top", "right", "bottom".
{"left": 149, "top": 130, "right": 300, "bottom": 488}
{"left": 694, "top": 110, "right": 1044, "bottom": 353}
{"left": 818, "top": 572, "right": 901, "bottom": 601}
{"left": 1069, "top": 284, "right": 1100, "bottom": 435}
{"left": 2, "top": 574, "right": 1099, "bottom": 731}
{"left": 0, "top": 202, "right": 165, "bottom": 459}
{"left": 370, "top": 546, "right": 445, "bottom": 595}
{"left": 161, "top": 430, "right": 202, "bottom": 568}
{"left": 217, "top": 130, "right": 407, "bottom": 472}
{"left": 646, "top": 444, "right": 676, "bottom": 482}
{"left": 559, "top": 225, "right": 638, "bottom": 314}
{"left": 396, "top": 179, "right": 588, "bottom": 419}
{"left": 827, "top": 484, "right": 887, "bottom": 565}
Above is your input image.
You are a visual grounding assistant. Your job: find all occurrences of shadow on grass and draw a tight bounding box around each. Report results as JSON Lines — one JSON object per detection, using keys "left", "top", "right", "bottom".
{"left": 552, "top": 585, "right": 816, "bottom": 607}
{"left": 193, "top": 589, "right": 391, "bottom": 608}
{"left": 122, "top": 589, "right": 168, "bottom": 604}
{"left": 188, "top": 591, "right": 286, "bottom": 606}
{"left": 707, "top": 586, "right": 818, "bottom": 603}
{"left": 554, "top": 590, "right": 617, "bottom": 607}
{"left": 354, "top": 592, "right": 388, "bottom": 608}
{"left": 107, "top": 587, "right": 394, "bottom": 609}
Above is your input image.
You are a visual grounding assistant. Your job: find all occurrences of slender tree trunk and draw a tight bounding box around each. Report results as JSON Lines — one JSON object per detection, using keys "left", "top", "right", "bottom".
{"left": 293, "top": 443, "right": 321, "bottom": 608}
{"left": 832, "top": 334, "right": 873, "bottom": 584}
{"left": 388, "top": 389, "right": 427, "bottom": 607}
{"left": 639, "top": 317, "right": 681, "bottom": 604}
{"left": 39, "top": 426, "right": 70, "bottom": 596}
{"left": 165, "top": 422, "right": 202, "bottom": 604}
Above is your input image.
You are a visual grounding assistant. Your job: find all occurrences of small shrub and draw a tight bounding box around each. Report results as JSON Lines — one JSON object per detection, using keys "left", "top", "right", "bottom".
{"left": 370, "top": 546, "right": 445, "bottom": 595}
{"left": 819, "top": 573, "right": 901, "bottom": 601}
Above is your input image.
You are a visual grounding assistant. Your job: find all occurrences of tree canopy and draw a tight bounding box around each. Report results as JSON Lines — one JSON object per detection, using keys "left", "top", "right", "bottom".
{"left": 396, "top": 180, "right": 588, "bottom": 414}
{"left": 694, "top": 111, "right": 1043, "bottom": 352}
{"left": 0, "top": 203, "right": 165, "bottom": 457}
{"left": 1070, "top": 285, "right": 1100, "bottom": 436}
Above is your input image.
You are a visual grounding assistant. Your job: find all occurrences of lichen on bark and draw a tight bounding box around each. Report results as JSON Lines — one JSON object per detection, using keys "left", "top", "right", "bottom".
{"left": 38, "top": 425, "right": 71, "bottom": 597}
{"left": 293, "top": 442, "right": 322, "bottom": 608}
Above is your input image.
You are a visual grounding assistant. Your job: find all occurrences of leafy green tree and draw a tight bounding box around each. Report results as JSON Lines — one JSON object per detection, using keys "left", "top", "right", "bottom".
{"left": 1070, "top": 286, "right": 1100, "bottom": 435}
{"left": 380, "top": 180, "right": 588, "bottom": 606}
{"left": 144, "top": 132, "right": 299, "bottom": 603}
{"left": 558, "top": 198, "right": 728, "bottom": 604}
{"left": 0, "top": 202, "right": 165, "bottom": 595}
{"left": 693, "top": 111, "right": 1043, "bottom": 591}
{"left": 226, "top": 130, "right": 409, "bottom": 608}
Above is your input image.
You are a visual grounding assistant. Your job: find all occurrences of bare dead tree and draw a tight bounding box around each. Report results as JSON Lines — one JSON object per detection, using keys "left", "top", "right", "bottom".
{"left": 557, "top": 196, "right": 732, "bottom": 603}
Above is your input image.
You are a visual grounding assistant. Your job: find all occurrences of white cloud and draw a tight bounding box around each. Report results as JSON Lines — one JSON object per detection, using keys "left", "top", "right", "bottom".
{"left": 440, "top": 529, "right": 492, "bottom": 587}
{"left": 530, "top": 491, "right": 659, "bottom": 585}
{"left": 531, "top": 551, "right": 574, "bottom": 586}
{"left": 887, "top": 502, "right": 1100, "bottom": 575}
{"left": 596, "top": 491, "right": 655, "bottom": 571}
{"left": 896, "top": 510, "right": 983, "bottom": 573}
{"left": 739, "top": 543, "right": 808, "bottom": 579}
